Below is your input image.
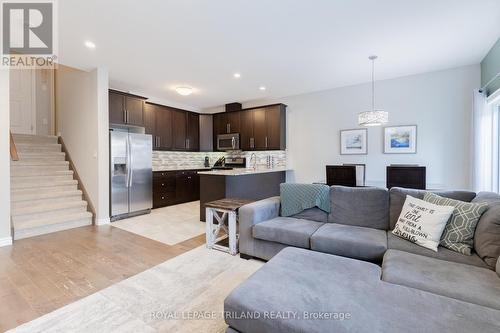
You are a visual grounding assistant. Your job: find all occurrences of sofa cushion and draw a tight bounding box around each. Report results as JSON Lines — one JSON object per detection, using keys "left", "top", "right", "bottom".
{"left": 252, "top": 217, "right": 323, "bottom": 248}
{"left": 382, "top": 249, "right": 500, "bottom": 310}
{"left": 290, "top": 207, "right": 328, "bottom": 223}
{"left": 328, "top": 186, "right": 389, "bottom": 230}
{"left": 225, "top": 247, "right": 500, "bottom": 333}
{"left": 311, "top": 223, "right": 387, "bottom": 261}
{"left": 473, "top": 192, "right": 500, "bottom": 269}
{"left": 387, "top": 232, "right": 489, "bottom": 268}
{"left": 389, "top": 187, "right": 476, "bottom": 229}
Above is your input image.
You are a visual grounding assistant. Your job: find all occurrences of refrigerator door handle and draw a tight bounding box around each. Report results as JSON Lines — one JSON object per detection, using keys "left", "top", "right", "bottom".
{"left": 128, "top": 135, "right": 133, "bottom": 188}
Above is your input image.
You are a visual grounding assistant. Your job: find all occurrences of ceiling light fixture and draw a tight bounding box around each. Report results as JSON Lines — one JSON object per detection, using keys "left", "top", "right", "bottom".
{"left": 259, "top": 86, "right": 266, "bottom": 91}
{"left": 84, "top": 40, "right": 96, "bottom": 49}
{"left": 175, "top": 86, "right": 193, "bottom": 96}
{"left": 358, "top": 55, "right": 388, "bottom": 127}
{"left": 233, "top": 73, "right": 241, "bottom": 78}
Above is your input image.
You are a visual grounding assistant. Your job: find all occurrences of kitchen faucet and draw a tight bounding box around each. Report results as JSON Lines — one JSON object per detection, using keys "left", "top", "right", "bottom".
{"left": 250, "top": 153, "right": 257, "bottom": 170}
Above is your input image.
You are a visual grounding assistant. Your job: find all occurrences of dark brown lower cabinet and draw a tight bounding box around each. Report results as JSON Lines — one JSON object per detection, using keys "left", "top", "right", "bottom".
{"left": 153, "top": 170, "right": 201, "bottom": 208}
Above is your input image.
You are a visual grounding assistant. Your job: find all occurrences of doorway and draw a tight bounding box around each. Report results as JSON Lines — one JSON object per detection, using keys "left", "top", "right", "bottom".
{"left": 9, "top": 68, "right": 55, "bottom": 136}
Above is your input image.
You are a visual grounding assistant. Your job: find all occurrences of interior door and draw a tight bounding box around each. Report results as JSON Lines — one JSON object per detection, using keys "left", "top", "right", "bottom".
{"left": 110, "top": 130, "right": 129, "bottom": 217}
{"left": 129, "top": 133, "right": 152, "bottom": 212}
{"left": 10, "top": 69, "right": 35, "bottom": 134}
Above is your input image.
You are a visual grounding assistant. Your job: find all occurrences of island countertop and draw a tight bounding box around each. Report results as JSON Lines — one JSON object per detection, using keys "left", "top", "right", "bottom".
{"left": 197, "top": 167, "right": 288, "bottom": 176}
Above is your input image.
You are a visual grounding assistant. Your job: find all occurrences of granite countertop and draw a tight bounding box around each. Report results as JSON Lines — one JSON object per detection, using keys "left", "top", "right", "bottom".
{"left": 197, "top": 167, "right": 288, "bottom": 176}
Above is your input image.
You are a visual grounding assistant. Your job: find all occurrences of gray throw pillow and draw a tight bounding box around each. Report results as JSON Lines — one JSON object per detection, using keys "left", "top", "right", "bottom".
{"left": 424, "top": 192, "right": 488, "bottom": 255}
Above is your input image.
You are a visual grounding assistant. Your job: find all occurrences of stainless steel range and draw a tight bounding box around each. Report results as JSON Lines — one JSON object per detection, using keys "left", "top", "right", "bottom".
{"left": 110, "top": 127, "right": 152, "bottom": 221}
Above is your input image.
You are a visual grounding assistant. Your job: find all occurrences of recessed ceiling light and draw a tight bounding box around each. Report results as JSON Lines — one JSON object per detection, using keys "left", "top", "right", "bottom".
{"left": 175, "top": 86, "right": 193, "bottom": 96}
{"left": 259, "top": 86, "right": 266, "bottom": 91}
{"left": 233, "top": 73, "right": 241, "bottom": 78}
{"left": 84, "top": 41, "right": 96, "bottom": 49}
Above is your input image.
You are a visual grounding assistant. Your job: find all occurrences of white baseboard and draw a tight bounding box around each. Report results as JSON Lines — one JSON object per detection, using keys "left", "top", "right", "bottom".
{"left": 96, "top": 217, "right": 110, "bottom": 226}
{"left": 0, "top": 237, "right": 13, "bottom": 247}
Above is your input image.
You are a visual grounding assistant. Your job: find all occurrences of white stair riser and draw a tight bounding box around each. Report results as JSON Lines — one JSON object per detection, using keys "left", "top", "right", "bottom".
{"left": 12, "top": 174, "right": 74, "bottom": 184}
{"left": 12, "top": 135, "right": 58, "bottom": 145}
{"left": 11, "top": 179, "right": 78, "bottom": 190}
{"left": 11, "top": 169, "right": 72, "bottom": 177}
{"left": 17, "top": 154, "right": 66, "bottom": 161}
{"left": 12, "top": 205, "right": 88, "bottom": 222}
{"left": 12, "top": 195, "right": 83, "bottom": 211}
{"left": 11, "top": 160, "right": 69, "bottom": 167}
{"left": 16, "top": 145, "right": 62, "bottom": 153}
{"left": 14, "top": 217, "right": 92, "bottom": 240}
{"left": 11, "top": 189, "right": 82, "bottom": 203}
{"left": 11, "top": 184, "right": 78, "bottom": 196}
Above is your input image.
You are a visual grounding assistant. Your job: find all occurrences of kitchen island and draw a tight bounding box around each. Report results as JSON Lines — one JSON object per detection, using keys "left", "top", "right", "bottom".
{"left": 198, "top": 168, "right": 286, "bottom": 221}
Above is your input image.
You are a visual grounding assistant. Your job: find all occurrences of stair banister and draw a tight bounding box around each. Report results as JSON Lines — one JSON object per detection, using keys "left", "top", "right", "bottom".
{"left": 10, "top": 131, "right": 19, "bottom": 161}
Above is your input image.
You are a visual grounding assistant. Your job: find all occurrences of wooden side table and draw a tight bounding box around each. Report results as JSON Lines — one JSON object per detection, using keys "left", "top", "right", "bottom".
{"left": 205, "top": 198, "right": 253, "bottom": 255}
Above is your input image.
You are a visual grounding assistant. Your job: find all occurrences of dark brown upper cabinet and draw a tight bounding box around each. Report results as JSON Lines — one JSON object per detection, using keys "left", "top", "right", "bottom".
{"left": 155, "top": 105, "right": 174, "bottom": 150}
{"left": 186, "top": 112, "right": 200, "bottom": 151}
{"left": 172, "top": 110, "right": 187, "bottom": 150}
{"left": 145, "top": 102, "right": 199, "bottom": 152}
{"left": 239, "top": 110, "right": 254, "bottom": 151}
{"left": 224, "top": 104, "right": 286, "bottom": 151}
{"left": 264, "top": 104, "right": 286, "bottom": 150}
{"left": 143, "top": 102, "right": 156, "bottom": 136}
{"left": 108, "top": 90, "right": 146, "bottom": 126}
{"left": 227, "top": 111, "right": 241, "bottom": 134}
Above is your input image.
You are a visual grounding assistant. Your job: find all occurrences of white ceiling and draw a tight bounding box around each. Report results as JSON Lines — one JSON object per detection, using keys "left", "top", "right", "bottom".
{"left": 59, "top": 0, "right": 500, "bottom": 111}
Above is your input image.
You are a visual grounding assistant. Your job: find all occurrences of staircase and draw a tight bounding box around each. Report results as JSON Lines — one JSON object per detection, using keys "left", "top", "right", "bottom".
{"left": 10, "top": 134, "right": 93, "bottom": 240}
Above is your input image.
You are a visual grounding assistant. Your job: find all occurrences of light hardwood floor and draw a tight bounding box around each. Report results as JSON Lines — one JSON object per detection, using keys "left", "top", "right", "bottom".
{"left": 0, "top": 224, "right": 205, "bottom": 332}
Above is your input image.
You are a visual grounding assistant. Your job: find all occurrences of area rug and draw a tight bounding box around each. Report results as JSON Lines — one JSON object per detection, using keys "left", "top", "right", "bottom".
{"left": 8, "top": 246, "right": 263, "bottom": 333}
{"left": 111, "top": 201, "right": 206, "bottom": 245}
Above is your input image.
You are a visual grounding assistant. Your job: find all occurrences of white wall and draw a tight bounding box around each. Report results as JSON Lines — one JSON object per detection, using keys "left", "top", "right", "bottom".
{"left": 56, "top": 65, "right": 109, "bottom": 224}
{"left": 211, "top": 65, "right": 480, "bottom": 190}
{"left": 0, "top": 69, "right": 12, "bottom": 246}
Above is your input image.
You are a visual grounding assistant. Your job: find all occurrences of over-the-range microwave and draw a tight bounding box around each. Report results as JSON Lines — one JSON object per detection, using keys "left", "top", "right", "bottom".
{"left": 217, "top": 133, "right": 240, "bottom": 150}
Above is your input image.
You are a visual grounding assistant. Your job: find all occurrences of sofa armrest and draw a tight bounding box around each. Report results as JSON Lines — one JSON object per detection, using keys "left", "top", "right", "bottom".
{"left": 238, "top": 196, "right": 280, "bottom": 257}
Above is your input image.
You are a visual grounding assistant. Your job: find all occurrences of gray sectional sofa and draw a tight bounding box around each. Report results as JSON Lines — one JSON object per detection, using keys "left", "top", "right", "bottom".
{"left": 224, "top": 186, "right": 500, "bottom": 333}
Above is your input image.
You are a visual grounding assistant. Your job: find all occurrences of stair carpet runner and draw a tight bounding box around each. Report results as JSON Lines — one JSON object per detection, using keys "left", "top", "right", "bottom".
{"left": 10, "top": 134, "right": 92, "bottom": 240}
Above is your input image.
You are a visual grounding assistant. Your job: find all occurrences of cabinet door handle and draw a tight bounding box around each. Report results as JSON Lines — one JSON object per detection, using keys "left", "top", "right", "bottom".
{"left": 123, "top": 108, "right": 127, "bottom": 123}
{"left": 250, "top": 137, "right": 254, "bottom": 149}
{"left": 232, "top": 137, "right": 235, "bottom": 149}
{"left": 265, "top": 136, "right": 268, "bottom": 148}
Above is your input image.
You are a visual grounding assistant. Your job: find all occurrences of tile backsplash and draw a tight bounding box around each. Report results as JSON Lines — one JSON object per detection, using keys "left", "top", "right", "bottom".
{"left": 153, "top": 150, "right": 287, "bottom": 171}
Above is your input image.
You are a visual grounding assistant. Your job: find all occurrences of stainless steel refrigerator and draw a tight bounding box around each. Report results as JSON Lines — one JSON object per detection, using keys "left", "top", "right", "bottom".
{"left": 110, "top": 128, "right": 152, "bottom": 220}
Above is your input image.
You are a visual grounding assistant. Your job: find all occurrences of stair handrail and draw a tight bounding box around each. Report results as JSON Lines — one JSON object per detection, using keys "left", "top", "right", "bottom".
{"left": 10, "top": 131, "right": 19, "bottom": 161}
